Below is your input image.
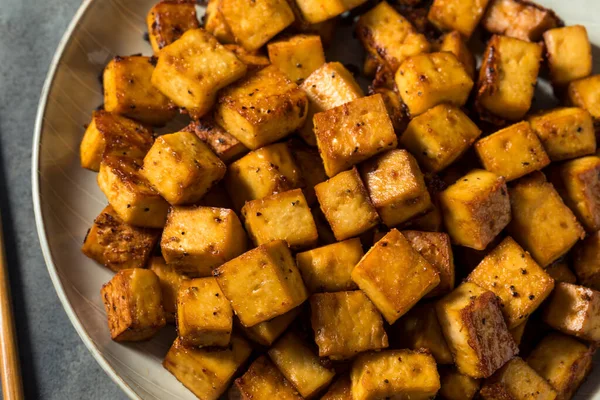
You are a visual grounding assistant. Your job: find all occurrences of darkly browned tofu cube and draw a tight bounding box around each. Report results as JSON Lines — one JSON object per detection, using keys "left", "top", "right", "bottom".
{"left": 438, "top": 366, "right": 481, "bottom": 400}
{"left": 100, "top": 268, "right": 166, "bottom": 341}
{"left": 146, "top": 1, "right": 199, "bottom": 54}
{"left": 183, "top": 118, "right": 248, "bottom": 164}
{"left": 573, "top": 231, "right": 600, "bottom": 290}
{"left": 230, "top": 355, "right": 303, "bottom": 399}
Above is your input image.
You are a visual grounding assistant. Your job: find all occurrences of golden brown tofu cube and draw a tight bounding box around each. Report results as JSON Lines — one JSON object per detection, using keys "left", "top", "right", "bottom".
{"left": 352, "top": 229, "right": 440, "bottom": 324}
{"left": 356, "top": 2, "right": 430, "bottom": 72}
{"left": 213, "top": 240, "right": 308, "bottom": 327}
{"left": 239, "top": 307, "right": 300, "bottom": 346}
{"left": 528, "top": 107, "right": 596, "bottom": 162}
{"left": 146, "top": 1, "right": 199, "bottom": 54}
{"left": 574, "top": 232, "right": 600, "bottom": 290}
{"left": 507, "top": 172, "right": 585, "bottom": 267}
{"left": 480, "top": 357, "right": 557, "bottom": 400}
{"left": 428, "top": 0, "right": 490, "bottom": 38}
{"left": 436, "top": 282, "right": 519, "bottom": 378}
{"left": 310, "top": 291, "right": 388, "bottom": 359}
{"left": 350, "top": 349, "right": 441, "bottom": 400}
{"left": 321, "top": 375, "right": 352, "bottom": 400}
{"left": 163, "top": 335, "right": 252, "bottom": 400}
{"left": 224, "top": 44, "right": 271, "bottom": 73}
{"left": 80, "top": 111, "right": 153, "bottom": 172}
{"left": 545, "top": 260, "right": 577, "bottom": 285}
{"left": 527, "top": 333, "right": 594, "bottom": 400}
{"left": 467, "top": 237, "right": 555, "bottom": 328}
{"left": 296, "top": 238, "right": 362, "bottom": 293}
{"left": 475, "top": 121, "right": 550, "bottom": 182}
{"left": 82, "top": 205, "right": 160, "bottom": 272}
{"left": 544, "top": 25, "right": 592, "bottom": 87}
{"left": 151, "top": 28, "right": 247, "bottom": 119}
{"left": 141, "top": 131, "right": 226, "bottom": 205}
{"left": 294, "top": 0, "right": 366, "bottom": 24}
{"left": 438, "top": 31, "right": 476, "bottom": 78}
{"left": 183, "top": 119, "right": 248, "bottom": 164}
{"left": 204, "top": 0, "right": 235, "bottom": 44}
{"left": 289, "top": 139, "right": 327, "bottom": 205}
{"left": 439, "top": 169, "right": 511, "bottom": 250}
{"left": 215, "top": 65, "right": 308, "bottom": 150}
{"left": 97, "top": 155, "right": 169, "bottom": 228}
{"left": 100, "top": 268, "right": 166, "bottom": 341}
{"left": 482, "top": 0, "right": 561, "bottom": 42}
{"left": 148, "top": 257, "right": 188, "bottom": 323}
{"left": 242, "top": 189, "right": 318, "bottom": 250}
{"left": 230, "top": 355, "right": 303, "bottom": 400}
{"left": 438, "top": 367, "right": 480, "bottom": 400}
{"left": 161, "top": 206, "right": 247, "bottom": 277}
{"left": 314, "top": 168, "right": 380, "bottom": 241}
{"left": 400, "top": 104, "right": 481, "bottom": 173}
{"left": 567, "top": 75, "right": 600, "bottom": 123}
{"left": 267, "top": 35, "right": 325, "bottom": 84}
{"left": 543, "top": 282, "right": 600, "bottom": 342}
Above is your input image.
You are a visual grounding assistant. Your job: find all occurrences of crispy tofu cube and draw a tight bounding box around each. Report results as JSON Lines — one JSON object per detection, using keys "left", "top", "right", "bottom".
{"left": 475, "top": 121, "right": 550, "bottom": 182}
{"left": 204, "top": 0, "right": 235, "bottom": 44}
{"left": 373, "top": 87, "right": 410, "bottom": 133}
{"left": 361, "top": 149, "right": 432, "bottom": 227}
{"left": 314, "top": 168, "right": 379, "bottom": 241}
{"left": 242, "top": 189, "right": 318, "bottom": 249}
{"left": 352, "top": 229, "right": 440, "bottom": 323}
{"left": 393, "top": 302, "right": 453, "bottom": 364}
{"left": 356, "top": 2, "right": 430, "bottom": 72}
{"left": 476, "top": 35, "right": 542, "bottom": 123}
{"left": 544, "top": 25, "right": 592, "bottom": 86}
{"left": 299, "top": 62, "right": 364, "bottom": 146}
{"left": 480, "top": 357, "right": 557, "bottom": 400}
{"left": 293, "top": 0, "right": 366, "bottom": 24}
{"left": 100, "top": 268, "right": 166, "bottom": 341}
{"left": 439, "top": 169, "right": 511, "bottom": 250}
{"left": 543, "top": 282, "right": 600, "bottom": 342}
{"left": 151, "top": 28, "right": 247, "bottom": 119}
{"left": 141, "top": 131, "right": 226, "bottom": 205}
{"left": 289, "top": 139, "right": 327, "bottom": 205}
{"left": 527, "top": 333, "right": 594, "bottom": 400}
{"left": 268, "top": 332, "right": 336, "bottom": 398}
{"left": 215, "top": 65, "right": 308, "bottom": 150}
{"left": 436, "top": 282, "right": 519, "bottom": 378}
{"left": 177, "top": 277, "right": 232, "bottom": 347}
{"left": 438, "top": 367, "right": 481, "bottom": 400}
{"left": 163, "top": 335, "right": 252, "bottom": 400}
{"left": 296, "top": 238, "right": 362, "bottom": 293}
{"left": 400, "top": 104, "right": 481, "bottom": 173}
{"left": 428, "top": 0, "right": 490, "bottom": 38}
{"left": 402, "top": 230, "right": 455, "bottom": 297}
{"left": 567, "top": 75, "right": 600, "bottom": 123}
{"left": 224, "top": 44, "right": 271, "bottom": 73}
{"left": 438, "top": 31, "right": 476, "bottom": 78}
{"left": 161, "top": 206, "right": 247, "bottom": 277}
{"left": 82, "top": 205, "right": 160, "bottom": 272}
{"left": 148, "top": 257, "right": 188, "bottom": 323}
{"left": 239, "top": 307, "right": 300, "bottom": 346}
{"left": 574, "top": 232, "right": 600, "bottom": 290}
{"left": 146, "top": 1, "right": 199, "bottom": 54}
{"left": 213, "top": 240, "right": 308, "bottom": 327}
{"left": 291, "top": 17, "right": 337, "bottom": 47}
{"left": 97, "top": 155, "right": 169, "bottom": 228}
{"left": 350, "top": 349, "right": 441, "bottom": 400}
{"left": 183, "top": 119, "right": 248, "bottom": 164}
{"left": 80, "top": 111, "right": 153, "bottom": 172}
{"left": 507, "top": 172, "right": 585, "bottom": 267}
{"left": 267, "top": 35, "right": 325, "bottom": 84}
{"left": 321, "top": 375, "right": 352, "bottom": 400}
{"left": 528, "top": 107, "right": 596, "bottom": 162}
{"left": 230, "top": 355, "right": 303, "bottom": 399}
{"left": 310, "top": 291, "right": 388, "bottom": 359}
{"left": 396, "top": 52, "right": 474, "bottom": 117}
{"left": 546, "top": 260, "right": 577, "bottom": 285}
{"left": 103, "top": 56, "right": 176, "bottom": 126}
{"left": 225, "top": 142, "right": 303, "bottom": 211}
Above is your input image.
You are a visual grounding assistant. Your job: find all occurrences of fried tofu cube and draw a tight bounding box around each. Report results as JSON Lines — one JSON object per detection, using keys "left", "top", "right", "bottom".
{"left": 215, "top": 65, "right": 308, "bottom": 150}
{"left": 356, "top": 2, "right": 430, "bottom": 72}
{"left": 213, "top": 240, "right": 308, "bottom": 327}
{"left": 163, "top": 335, "right": 252, "bottom": 400}
{"left": 296, "top": 238, "right": 362, "bottom": 293}
{"left": 314, "top": 168, "right": 379, "bottom": 241}
{"left": 428, "top": 0, "right": 491, "bottom": 38}
{"left": 527, "top": 333, "right": 594, "bottom": 400}
{"left": 239, "top": 307, "right": 300, "bottom": 346}
{"left": 267, "top": 35, "right": 325, "bottom": 84}
{"left": 543, "top": 282, "right": 600, "bottom": 342}
{"left": 225, "top": 142, "right": 303, "bottom": 210}
{"left": 321, "top": 375, "right": 352, "bottom": 400}
{"left": 394, "top": 302, "right": 453, "bottom": 364}
{"left": 396, "top": 52, "right": 474, "bottom": 116}
{"left": 528, "top": 107, "right": 596, "bottom": 162}
{"left": 82, "top": 205, "right": 160, "bottom": 272}
{"left": 161, "top": 206, "right": 247, "bottom": 277}
{"left": 507, "top": 172, "right": 585, "bottom": 267}
{"left": 80, "top": 111, "right": 153, "bottom": 172}
{"left": 574, "top": 232, "right": 600, "bottom": 290}
{"left": 350, "top": 349, "right": 441, "bottom": 400}
{"left": 293, "top": 0, "right": 366, "bottom": 24}
{"left": 289, "top": 139, "right": 327, "bottom": 205}
{"left": 141, "top": 131, "right": 226, "bottom": 205}
{"left": 151, "top": 28, "right": 247, "bottom": 119}
{"left": 310, "top": 291, "right": 388, "bottom": 359}
{"left": 146, "top": 1, "right": 199, "bottom": 54}
{"left": 204, "top": 0, "right": 235, "bottom": 44}
{"left": 480, "top": 357, "right": 557, "bottom": 400}
{"left": 183, "top": 119, "right": 248, "bottom": 164}
{"left": 97, "top": 155, "right": 169, "bottom": 228}
{"left": 242, "top": 189, "right": 318, "bottom": 249}
{"left": 224, "top": 44, "right": 271, "bottom": 73}
{"left": 438, "top": 367, "right": 481, "bottom": 400}
{"left": 544, "top": 25, "right": 592, "bottom": 87}
{"left": 436, "top": 282, "right": 519, "bottom": 378}
{"left": 482, "top": 0, "right": 561, "bottom": 42}
{"left": 148, "top": 257, "right": 188, "bottom": 323}
{"left": 230, "top": 355, "right": 303, "bottom": 400}
{"left": 546, "top": 260, "right": 577, "bottom": 285}
{"left": 438, "top": 31, "right": 476, "bottom": 78}
{"left": 475, "top": 122, "right": 550, "bottom": 182}
{"left": 352, "top": 229, "right": 440, "bottom": 323}
{"left": 439, "top": 169, "right": 511, "bottom": 250}
{"left": 567, "top": 75, "right": 600, "bottom": 123}
{"left": 100, "top": 268, "right": 166, "bottom": 341}
{"left": 400, "top": 104, "right": 481, "bottom": 173}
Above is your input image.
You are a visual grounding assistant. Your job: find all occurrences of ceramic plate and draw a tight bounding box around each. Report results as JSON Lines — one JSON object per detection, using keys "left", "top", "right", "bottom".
{"left": 33, "top": 0, "right": 600, "bottom": 398}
